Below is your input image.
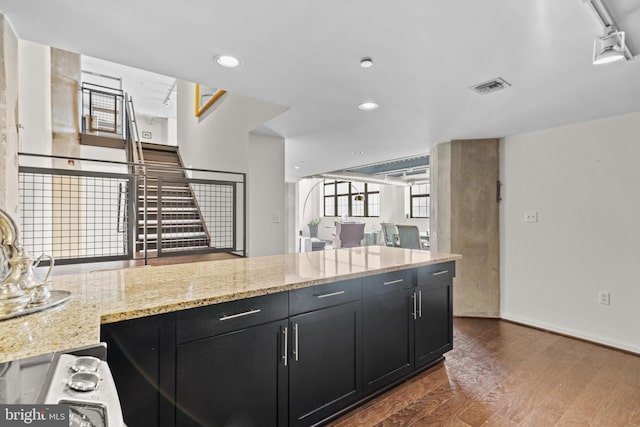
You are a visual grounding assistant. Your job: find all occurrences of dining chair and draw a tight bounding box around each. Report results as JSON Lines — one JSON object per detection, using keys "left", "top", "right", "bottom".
{"left": 380, "top": 222, "right": 400, "bottom": 247}
{"left": 332, "top": 222, "right": 365, "bottom": 248}
{"left": 397, "top": 225, "right": 424, "bottom": 250}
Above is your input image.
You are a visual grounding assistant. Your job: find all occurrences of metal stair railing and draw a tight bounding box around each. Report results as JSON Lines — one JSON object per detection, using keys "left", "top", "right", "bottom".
{"left": 174, "top": 149, "right": 212, "bottom": 246}
{"left": 123, "top": 93, "right": 147, "bottom": 260}
{"left": 124, "top": 93, "right": 145, "bottom": 166}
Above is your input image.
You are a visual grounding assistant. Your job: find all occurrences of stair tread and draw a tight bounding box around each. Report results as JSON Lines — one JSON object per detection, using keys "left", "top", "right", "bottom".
{"left": 139, "top": 232, "right": 208, "bottom": 239}
{"left": 138, "top": 196, "right": 196, "bottom": 201}
{"left": 139, "top": 207, "right": 198, "bottom": 211}
{"left": 136, "top": 241, "right": 210, "bottom": 246}
{"left": 138, "top": 219, "right": 203, "bottom": 225}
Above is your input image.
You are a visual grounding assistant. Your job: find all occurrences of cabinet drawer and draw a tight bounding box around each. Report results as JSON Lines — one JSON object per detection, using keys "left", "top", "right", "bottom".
{"left": 417, "top": 262, "right": 455, "bottom": 287}
{"left": 362, "top": 269, "right": 415, "bottom": 297}
{"left": 176, "top": 292, "right": 288, "bottom": 344}
{"left": 289, "top": 278, "right": 362, "bottom": 315}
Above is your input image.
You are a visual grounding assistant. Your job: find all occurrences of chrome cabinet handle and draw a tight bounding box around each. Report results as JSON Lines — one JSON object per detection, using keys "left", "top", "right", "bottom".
{"left": 315, "top": 290, "right": 345, "bottom": 299}
{"left": 282, "top": 326, "right": 288, "bottom": 366}
{"left": 412, "top": 292, "right": 417, "bottom": 320}
{"left": 433, "top": 270, "right": 449, "bottom": 276}
{"left": 384, "top": 279, "right": 404, "bottom": 286}
{"left": 219, "top": 308, "right": 261, "bottom": 321}
{"left": 418, "top": 290, "right": 423, "bottom": 318}
{"left": 293, "top": 323, "right": 299, "bottom": 361}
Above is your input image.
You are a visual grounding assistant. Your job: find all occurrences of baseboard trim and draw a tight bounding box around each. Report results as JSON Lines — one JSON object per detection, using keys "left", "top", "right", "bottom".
{"left": 499, "top": 313, "right": 640, "bottom": 356}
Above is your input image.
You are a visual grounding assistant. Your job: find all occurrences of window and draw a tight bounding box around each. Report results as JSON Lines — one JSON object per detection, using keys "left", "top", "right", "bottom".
{"left": 410, "top": 184, "right": 430, "bottom": 218}
{"left": 323, "top": 180, "right": 379, "bottom": 217}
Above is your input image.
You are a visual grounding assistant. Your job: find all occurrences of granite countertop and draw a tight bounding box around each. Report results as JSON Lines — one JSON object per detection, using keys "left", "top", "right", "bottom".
{"left": 0, "top": 246, "right": 461, "bottom": 363}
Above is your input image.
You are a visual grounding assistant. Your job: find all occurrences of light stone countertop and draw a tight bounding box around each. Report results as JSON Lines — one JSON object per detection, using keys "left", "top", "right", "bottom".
{"left": 0, "top": 247, "right": 461, "bottom": 363}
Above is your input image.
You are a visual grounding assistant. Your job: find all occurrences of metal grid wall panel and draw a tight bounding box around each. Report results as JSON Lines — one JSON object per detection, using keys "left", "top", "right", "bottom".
{"left": 81, "top": 83, "right": 124, "bottom": 136}
{"left": 19, "top": 167, "right": 133, "bottom": 263}
{"left": 154, "top": 178, "right": 235, "bottom": 254}
{"left": 191, "top": 181, "right": 235, "bottom": 250}
{"left": 18, "top": 151, "right": 247, "bottom": 264}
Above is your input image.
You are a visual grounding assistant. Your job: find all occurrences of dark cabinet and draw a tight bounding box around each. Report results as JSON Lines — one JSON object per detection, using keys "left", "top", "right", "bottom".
{"left": 175, "top": 292, "right": 289, "bottom": 427}
{"left": 288, "top": 300, "right": 362, "bottom": 427}
{"left": 415, "top": 262, "right": 455, "bottom": 368}
{"left": 100, "top": 313, "right": 176, "bottom": 427}
{"left": 102, "top": 263, "right": 455, "bottom": 427}
{"left": 414, "top": 281, "right": 452, "bottom": 368}
{"left": 362, "top": 264, "right": 455, "bottom": 393}
{"left": 176, "top": 319, "right": 288, "bottom": 427}
{"left": 362, "top": 283, "right": 414, "bottom": 394}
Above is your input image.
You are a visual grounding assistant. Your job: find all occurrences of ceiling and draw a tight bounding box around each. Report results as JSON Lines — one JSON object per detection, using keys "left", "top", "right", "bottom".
{"left": 82, "top": 55, "right": 177, "bottom": 119}
{"left": 2, "top": 1, "right": 640, "bottom": 180}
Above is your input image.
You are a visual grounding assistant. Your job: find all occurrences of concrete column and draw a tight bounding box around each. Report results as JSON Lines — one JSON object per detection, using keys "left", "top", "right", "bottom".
{"left": 50, "top": 48, "right": 82, "bottom": 258}
{"left": 0, "top": 14, "right": 19, "bottom": 218}
{"left": 51, "top": 47, "right": 80, "bottom": 162}
{"left": 430, "top": 142, "right": 451, "bottom": 253}
{"left": 431, "top": 138, "right": 500, "bottom": 317}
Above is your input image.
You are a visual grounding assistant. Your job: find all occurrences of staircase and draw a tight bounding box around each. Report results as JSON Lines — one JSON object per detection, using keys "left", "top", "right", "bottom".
{"left": 136, "top": 143, "right": 211, "bottom": 254}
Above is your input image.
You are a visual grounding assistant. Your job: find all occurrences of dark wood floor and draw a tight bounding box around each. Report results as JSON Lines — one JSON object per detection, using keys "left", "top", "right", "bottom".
{"left": 330, "top": 318, "right": 640, "bottom": 427}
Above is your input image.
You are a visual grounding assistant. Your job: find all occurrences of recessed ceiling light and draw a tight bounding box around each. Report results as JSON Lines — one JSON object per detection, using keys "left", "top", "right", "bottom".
{"left": 358, "top": 101, "right": 379, "bottom": 111}
{"left": 215, "top": 54, "right": 241, "bottom": 68}
{"left": 360, "top": 57, "right": 373, "bottom": 68}
{"left": 294, "top": 166, "right": 300, "bottom": 170}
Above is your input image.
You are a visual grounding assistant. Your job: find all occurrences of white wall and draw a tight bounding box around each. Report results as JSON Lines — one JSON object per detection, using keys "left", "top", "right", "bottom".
{"left": 284, "top": 182, "right": 297, "bottom": 253}
{"left": 137, "top": 113, "right": 168, "bottom": 145}
{"left": 248, "top": 132, "right": 285, "bottom": 256}
{"left": 177, "top": 80, "right": 287, "bottom": 256}
{"left": 18, "top": 41, "right": 128, "bottom": 170}
{"left": 17, "top": 40, "right": 52, "bottom": 252}
{"left": 500, "top": 111, "right": 640, "bottom": 353}
{"left": 18, "top": 40, "right": 51, "bottom": 163}
{"left": 177, "top": 80, "right": 286, "bottom": 173}
{"left": 167, "top": 117, "right": 177, "bottom": 146}
{"left": 79, "top": 145, "right": 127, "bottom": 173}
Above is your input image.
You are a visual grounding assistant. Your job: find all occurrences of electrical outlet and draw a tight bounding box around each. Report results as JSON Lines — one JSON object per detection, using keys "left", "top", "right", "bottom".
{"left": 524, "top": 211, "right": 538, "bottom": 223}
{"left": 272, "top": 212, "right": 280, "bottom": 224}
{"left": 597, "top": 291, "right": 610, "bottom": 305}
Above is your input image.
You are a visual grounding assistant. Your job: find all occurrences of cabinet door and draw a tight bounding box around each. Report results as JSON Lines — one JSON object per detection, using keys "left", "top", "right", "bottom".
{"left": 176, "top": 320, "right": 288, "bottom": 427}
{"left": 414, "top": 280, "right": 453, "bottom": 368}
{"left": 362, "top": 288, "right": 415, "bottom": 394}
{"left": 289, "top": 301, "right": 362, "bottom": 427}
{"left": 101, "top": 313, "right": 176, "bottom": 427}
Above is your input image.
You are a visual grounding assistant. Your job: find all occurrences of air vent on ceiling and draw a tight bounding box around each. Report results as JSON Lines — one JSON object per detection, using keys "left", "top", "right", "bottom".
{"left": 469, "top": 77, "right": 511, "bottom": 95}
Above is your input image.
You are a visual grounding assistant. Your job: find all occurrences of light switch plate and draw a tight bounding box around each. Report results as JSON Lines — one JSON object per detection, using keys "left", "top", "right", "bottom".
{"left": 524, "top": 211, "right": 538, "bottom": 223}
{"left": 272, "top": 212, "right": 280, "bottom": 224}
{"left": 598, "top": 291, "right": 610, "bottom": 305}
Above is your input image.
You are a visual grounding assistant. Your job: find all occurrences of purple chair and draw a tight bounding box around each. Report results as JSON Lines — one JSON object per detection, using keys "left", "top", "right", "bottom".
{"left": 332, "top": 222, "right": 365, "bottom": 248}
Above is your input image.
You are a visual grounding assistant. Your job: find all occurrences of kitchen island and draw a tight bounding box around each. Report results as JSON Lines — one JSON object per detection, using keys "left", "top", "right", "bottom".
{"left": 0, "top": 246, "right": 460, "bottom": 426}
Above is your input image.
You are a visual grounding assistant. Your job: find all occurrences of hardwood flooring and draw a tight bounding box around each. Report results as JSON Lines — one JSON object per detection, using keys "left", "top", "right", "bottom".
{"left": 329, "top": 318, "right": 640, "bottom": 427}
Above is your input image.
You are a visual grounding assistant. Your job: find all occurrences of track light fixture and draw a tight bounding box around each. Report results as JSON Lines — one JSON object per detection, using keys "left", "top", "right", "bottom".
{"left": 583, "top": 0, "right": 634, "bottom": 65}
{"left": 594, "top": 27, "right": 626, "bottom": 64}
{"left": 163, "top": 80, "right": 177, "bottom": 106}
